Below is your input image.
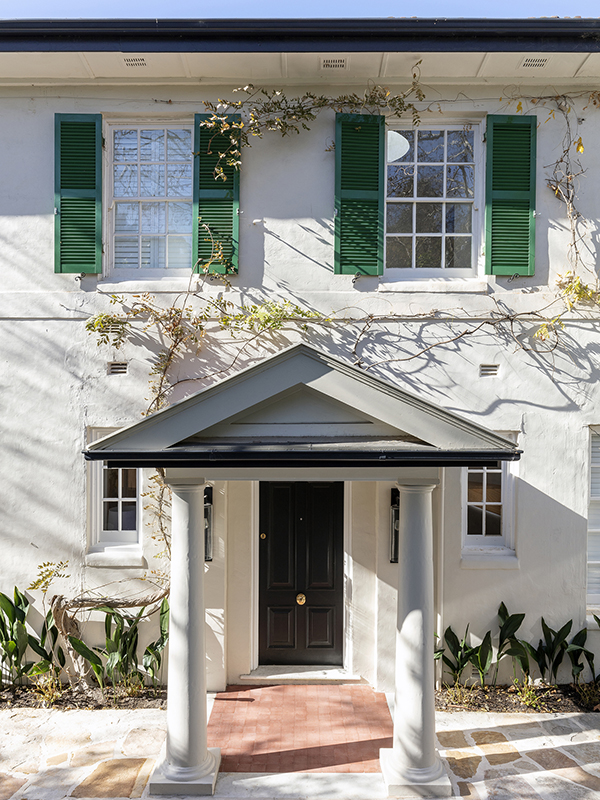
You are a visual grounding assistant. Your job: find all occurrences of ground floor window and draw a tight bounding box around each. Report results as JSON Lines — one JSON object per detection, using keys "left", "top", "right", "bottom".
{"left": 462, "top": 462, "right": 514, "bottom": 553}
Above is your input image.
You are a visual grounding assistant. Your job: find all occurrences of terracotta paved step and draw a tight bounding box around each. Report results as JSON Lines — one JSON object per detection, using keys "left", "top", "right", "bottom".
{"left": 206, "top": 684, "right": 393, "bottom": 773}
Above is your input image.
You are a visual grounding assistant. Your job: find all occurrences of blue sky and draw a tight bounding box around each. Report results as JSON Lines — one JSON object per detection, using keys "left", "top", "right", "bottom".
{"left": 1, "top": 0, "right": 598, "bottom": 19}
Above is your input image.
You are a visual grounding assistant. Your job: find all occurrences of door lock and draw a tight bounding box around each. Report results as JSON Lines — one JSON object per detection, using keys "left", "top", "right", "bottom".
{"left": 260, "top": 533, "right": 267, "bottom": 539}
{"left": 296, "top": 593, "right": 306, "bottom": 605}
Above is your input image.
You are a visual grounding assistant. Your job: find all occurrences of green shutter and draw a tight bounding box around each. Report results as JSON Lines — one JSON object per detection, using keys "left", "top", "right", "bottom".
{"left": 485, "top": 115, "right": 536, "bottom": 276}
{"left": 334, "top": 114, "right": 384, "bottom": 276}
{"left": 193, "top": 114, "right": 240, "bottom": 274}
{"left": 54, "top": 114, "right": 102, "bottom": 274}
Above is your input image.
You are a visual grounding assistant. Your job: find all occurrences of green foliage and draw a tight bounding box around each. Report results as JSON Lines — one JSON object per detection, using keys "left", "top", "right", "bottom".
{"left": 441, "top": 625, "right": 475, "bottom": 685}
{"left": 142, "top": 598, "right": 170, "bottom": 686}
{"left": 469, "top": 631, "right": 494, "bottom": 686}
{"left": 202, "top": 79, "right": 424, "bottom": 180}
{"left": 69, "top": 635, "right": 106, "bottom": 689}
{"left": 28, "top": 561, "right": 70, "bottom": 594}
{"left": 0, "top": 588, "right": 34, "bottom": 685}
{"left": 495, "top": 601, "right": 527, "bottom": 682}
{"left": 566, "top": 627, "right": 595, "bottom": 685}
{"left": 84, "top": 313, "right": 130, "bottom": 348}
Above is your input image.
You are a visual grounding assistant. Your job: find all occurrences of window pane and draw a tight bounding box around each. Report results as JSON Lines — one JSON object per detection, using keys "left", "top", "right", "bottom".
{"left": 167, "top": 129, "right": 192, "bottom": 161}
{"left": 387, "top": 130, "right": 413, "bottom": 163}
{"left": 386, "top": 203, "right": 412, "bottom": 234}
{"left": 167, "top": 164, "right": 193, "bottom": 197}
{"left": 416, "top": 166, "right": 443, "bottom": 198}
{"left": 486, "top": 471, "right": 502, "bottom": 501}
{"left": 168, "top": 202, "right": 193, "bottom": 234}
{"left": 386, "top": 237, "right": 412, "bottom": 268}
{"left": 114, "top": 237, "right": 139, "bottom": 268}
{"left": 415, "top": 237, "right": 442, "bottom": 268}
{"left": 447, "top": 165, "right": 474, "bottom": 198}
{"left": 122, "top": 469, "right": 137, "bottom": 498}
{"left": 141, "top": 202, "right": 166, "bottom": 234}
{"left": 103, "top": 468, "right": 119, "bottom": 499}
{"left": 446, "top": 204, "right": 472, "bottom": 234}
{"left": 140, "top": 130, "right": 164, "bottom": 162}
{"left": 468, "top": 471, "right": 484, "bottom": 502}
{"left": 114, "top": 165, "right": 138, "bottom": 197}
{"left": 387, "top": 165, "right": 414, "bottom": 198}
{"left": 486, "top": 506, "right": 502, "bottom": 535}
{"left": 114, "top": 130, "right": 138, "bottom": 162}
{"left": 417, "top": 130, "right": 444, "bottom": 163}
{"left": 121, "top": 502, "right": 137, "bottom": 531}
{"left": 103, "top": 501, "right": 119, "bottom": 531}
{"left": 589, "top": 502, "right": 600, "bottom": 530}
{"left": 168, "top": 236, "right": 192, "bottom": 269}
{"left": 115, "top": 203, "right": 139, "bottom": 234}
{"left": 467, "top": 505, "right": 483, "bottom": 535}
{"left": 140, "top": 164, "right": 165, "bottom": 197}
{"left": 141, "top": 237, "right": 166, "bottom": 268}
{"left": 416, "top": 203, "right": 442, "bottom": 233}
{"left": 447, "top": 130, "right": 474, "bottom": 163}
{"left": 589, "top": 531, "right": 600, "bottom": 561}
{"left": 445, "top": 237, "right": 472, "bottom": 269}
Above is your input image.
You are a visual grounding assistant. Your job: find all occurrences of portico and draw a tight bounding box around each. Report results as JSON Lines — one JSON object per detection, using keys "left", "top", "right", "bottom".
{"left": 85, "top": 343, "right": 519, "bottom": 798}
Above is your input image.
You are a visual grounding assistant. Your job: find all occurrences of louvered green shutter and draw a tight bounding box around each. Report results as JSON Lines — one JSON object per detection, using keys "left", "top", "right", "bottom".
{"left": 193, "top": 114, "right": 240, "bottom": 274}
{"left": 485, "top": 115, "right": 536, "bottom": 276}
{"left": 334, "top": 114, "right": 384, "bottom": 276}
{"left": 54, "top": 114, "right": 102, "bottom": 274}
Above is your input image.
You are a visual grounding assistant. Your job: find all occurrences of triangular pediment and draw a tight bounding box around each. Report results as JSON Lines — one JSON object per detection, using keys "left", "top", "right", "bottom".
{"left": 87, "top": 343, "right": 518, "bottom": 457}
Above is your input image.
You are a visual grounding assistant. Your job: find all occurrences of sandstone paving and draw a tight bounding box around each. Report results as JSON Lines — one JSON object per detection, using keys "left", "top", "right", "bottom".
{"left": 0, "top": 705, "right": 600, "bottom": 799}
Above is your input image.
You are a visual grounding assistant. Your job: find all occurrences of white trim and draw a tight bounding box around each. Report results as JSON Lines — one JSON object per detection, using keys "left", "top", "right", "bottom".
{"left": 460, "top": 460, "right": 516, "bottom": 558}
{"left": 383, "top": 121, "right": 484, "bottom": 281}
{"left": 250, "top": 480, "right": 260, "bottom": 672}
{"left": 103, "top": 117, "right": 195, "bottom": 280}
{"left": 343, "top": 480, "right": 353, "bottom": 675}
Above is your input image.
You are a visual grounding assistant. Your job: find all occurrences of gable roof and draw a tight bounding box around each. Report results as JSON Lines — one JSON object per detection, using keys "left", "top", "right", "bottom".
{"left": 85, "top": 343, "right": 519, "bottom": 469}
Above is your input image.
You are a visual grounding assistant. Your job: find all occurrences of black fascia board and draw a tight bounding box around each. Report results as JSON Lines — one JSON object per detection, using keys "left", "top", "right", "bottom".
{"left": 1, "top": 18, "right": 600, "bottom": 53}
{"left": 83, "top": 448, "right": 520, "bottom": 469}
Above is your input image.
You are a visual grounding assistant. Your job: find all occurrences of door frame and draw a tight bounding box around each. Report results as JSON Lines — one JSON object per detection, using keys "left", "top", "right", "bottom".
{"left": 249, "top": 480, "right": 353, "bottom": 671}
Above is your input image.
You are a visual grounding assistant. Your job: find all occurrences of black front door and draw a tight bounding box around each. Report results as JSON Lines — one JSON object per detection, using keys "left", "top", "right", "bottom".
{"left": 259, "top": 482, "right": 344, "bottom": 666}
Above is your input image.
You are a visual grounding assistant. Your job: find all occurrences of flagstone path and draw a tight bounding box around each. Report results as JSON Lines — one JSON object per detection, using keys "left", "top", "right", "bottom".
{"left": 1, "top": 691, "right": 600, "bottom": 798}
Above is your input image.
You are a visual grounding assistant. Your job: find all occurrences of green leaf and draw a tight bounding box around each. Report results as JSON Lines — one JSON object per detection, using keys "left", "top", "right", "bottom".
{"left": 0, "top": 593, "right": 16, "bottom": 625}
{"left": 159, "top": 598, "right": 170, "bottom": 640}
{"left": 68, "top": 636, "right": 104, "bottom": 670}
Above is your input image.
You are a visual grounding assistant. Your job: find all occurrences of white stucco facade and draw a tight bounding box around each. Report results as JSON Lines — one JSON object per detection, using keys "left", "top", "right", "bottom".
{"left": 2, "top": 21, "right": 600, "bottom": 725}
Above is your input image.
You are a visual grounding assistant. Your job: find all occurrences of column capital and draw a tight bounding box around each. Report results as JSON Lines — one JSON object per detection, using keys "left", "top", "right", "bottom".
{"left": 164, "top": 477, "right": 206, "bottom": 493}
{"left": 396, "top": 479, "right": 439, "bottom": 494}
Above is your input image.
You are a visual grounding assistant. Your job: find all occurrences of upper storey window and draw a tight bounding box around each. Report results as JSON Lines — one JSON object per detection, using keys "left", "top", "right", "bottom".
{"left": 385, "top": 128, "right": 475, "bottom": 272}
{"left": 112, "top": 126, "right": 194, "bottom": 271}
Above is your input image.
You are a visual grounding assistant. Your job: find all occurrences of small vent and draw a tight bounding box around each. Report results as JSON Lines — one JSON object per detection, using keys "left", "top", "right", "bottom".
{"left": 480, "top": 364, "right": 500, "bottom": 377}
{"left": 320, "top": 57, "right": 348, "bottom": 71}
{"left": 107, "top": 361, "right": 128, "bottom": 375}
{"left": 520, "top": 57, "right": 549, "bottom": 69}
{"left": 123, "top": 57, "right": 147, "bottom": 68}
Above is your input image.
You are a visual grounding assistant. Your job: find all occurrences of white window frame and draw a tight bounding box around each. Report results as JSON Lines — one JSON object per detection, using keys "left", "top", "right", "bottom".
{"left": 461, "top": 461, "right": 515, "bottom": 557}
{"left": 383, "top": 119, "right": 485, "bottom": 281}
{"left": 588, "top": 428, "right": 600, "bottom": 607}
{"left": 103, "top": 116, "right": 195, "bottom": 281}
{"left": 86, "top": 428, "right": 143, "bottom": 567}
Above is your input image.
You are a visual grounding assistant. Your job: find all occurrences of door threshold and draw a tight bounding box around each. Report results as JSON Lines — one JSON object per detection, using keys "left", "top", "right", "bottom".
{"left": 237, "top": 666, "right": 365, "bottom": 685}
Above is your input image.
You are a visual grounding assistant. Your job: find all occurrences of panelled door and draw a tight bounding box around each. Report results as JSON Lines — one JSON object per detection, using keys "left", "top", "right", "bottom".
{"left": 259, "top": 482, "right": 344, "bottom": 665}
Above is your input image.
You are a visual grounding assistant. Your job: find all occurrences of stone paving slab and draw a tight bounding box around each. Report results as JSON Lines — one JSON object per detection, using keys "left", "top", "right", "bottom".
{"left": 1, "top": 707, "right": 600, "bottom": 798}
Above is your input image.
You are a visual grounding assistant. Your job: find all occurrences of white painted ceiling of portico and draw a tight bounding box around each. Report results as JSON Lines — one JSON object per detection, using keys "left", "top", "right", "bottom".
{"left": 88, "top": 343, "right": 517, "bottom": 455}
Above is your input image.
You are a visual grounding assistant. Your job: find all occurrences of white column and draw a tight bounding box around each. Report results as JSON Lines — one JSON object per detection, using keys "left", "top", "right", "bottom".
{"left": 380, "top": 479, "right": 451, "bottom": 798}
{"left": 149, "top": 479, "right": 221, "bottom": 796}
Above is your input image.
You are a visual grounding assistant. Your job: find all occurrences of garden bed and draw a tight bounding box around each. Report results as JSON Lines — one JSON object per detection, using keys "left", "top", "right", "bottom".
{"left": 435, "top": 682, "right": 600, "bottom": 713}
{"left": 0, "top": 684, "right": 167, "bottom": 710}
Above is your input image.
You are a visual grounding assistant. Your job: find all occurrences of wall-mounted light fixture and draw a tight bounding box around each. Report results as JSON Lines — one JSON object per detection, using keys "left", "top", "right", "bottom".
{"left": 204, "top": 486, "right": 213, "bottom": 562}
{"left": 390, "top": 488, "right": 399, "bottom": 563}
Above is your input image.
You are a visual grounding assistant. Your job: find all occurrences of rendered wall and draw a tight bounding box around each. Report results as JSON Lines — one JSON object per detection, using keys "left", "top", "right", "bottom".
{"left": 0, "top": 79, "right": 599, "bottom": 686}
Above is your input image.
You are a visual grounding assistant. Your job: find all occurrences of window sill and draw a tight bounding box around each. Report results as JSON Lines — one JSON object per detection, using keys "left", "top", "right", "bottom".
{"left": 460, "top": 549, "right": 518, "bottom": 569}
{"left": 85, "top": 546, "right": 147, "bottom": 569}
{"left": 378, "top": 279, "right": 490, "bottom": 294}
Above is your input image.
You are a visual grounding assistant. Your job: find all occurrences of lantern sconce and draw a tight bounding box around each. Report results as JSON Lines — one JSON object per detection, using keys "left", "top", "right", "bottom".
{"left": 390, "top": 487, "right": 399, "bottom": 563}
{"left": 204, "top": 486, "right": 213, "bottom": 562}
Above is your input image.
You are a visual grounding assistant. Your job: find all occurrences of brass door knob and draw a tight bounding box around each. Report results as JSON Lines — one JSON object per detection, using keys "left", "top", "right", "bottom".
{"left": 296, "top": 593, "right": 306, "bottom": 605}
{"left": 260, "top": 533, "right": 267, "bottom": 539}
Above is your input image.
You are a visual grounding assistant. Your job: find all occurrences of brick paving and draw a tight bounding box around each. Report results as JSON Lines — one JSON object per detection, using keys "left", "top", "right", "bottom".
{"left": 206, "top": 684, "right": 393, "bottom": 773}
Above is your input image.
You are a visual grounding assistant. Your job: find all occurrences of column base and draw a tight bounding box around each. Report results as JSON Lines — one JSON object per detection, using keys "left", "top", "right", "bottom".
{"left": 149, "top": 747, "right": 221, "bottom": 796}
{"left": 379, "top": 748, "right": 453, "bottom": 798}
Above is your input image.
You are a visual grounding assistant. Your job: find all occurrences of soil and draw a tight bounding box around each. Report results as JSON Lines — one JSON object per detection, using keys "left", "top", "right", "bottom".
{"left": 435, "top": 682, "right": 600, "bottom": 713}
{"left": 0, "top": 684, "right": 167, "bottom": 710}
{"left": 1, "top": 682, "right": 599, "bottom": 714}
